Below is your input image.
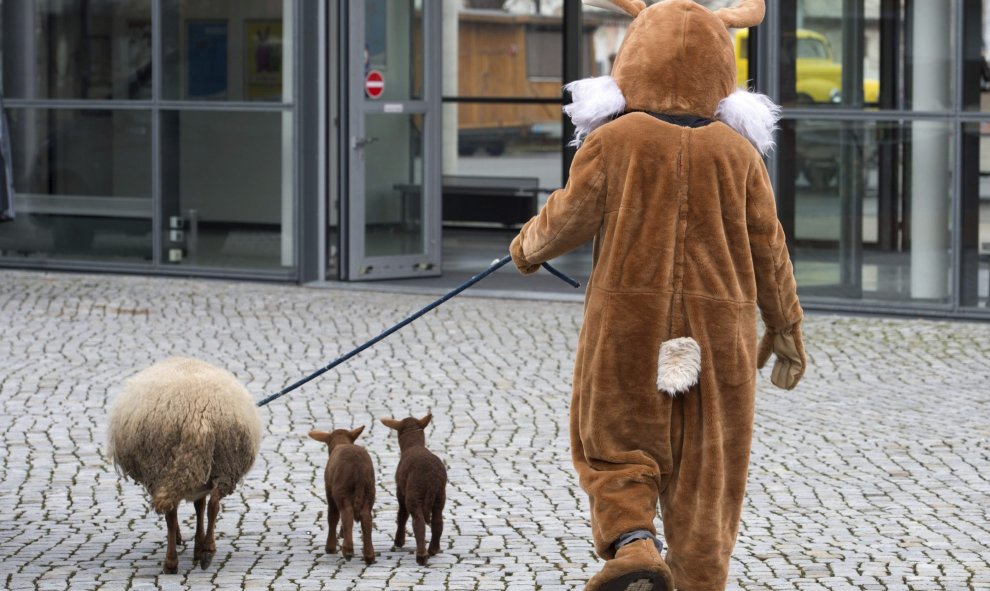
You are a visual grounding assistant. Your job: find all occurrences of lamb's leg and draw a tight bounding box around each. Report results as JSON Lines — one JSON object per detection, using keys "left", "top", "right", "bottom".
{"left": 199, "top": 488, "right": 222, "bottom": 570}
{"left": 325, "top": 497, "right": 339, "bottom": 554}
{"left": 193, "top": 496, "right": 206, "bottom": 562}
{"left": 394, "top": 494, "right": 408, "bottom": 548}
{"left": 340, "top": 504, "right": 355, "bottom": 560}
{"left": 163, "top": 508, "right": 180, "bottom": 574}
{"left": 428, "top": 491, "right": 445, "bottom": 557}
{"left": 360, "top": 505, "right": 376, "bottom": 564}
{"left": 412, "top": 509, "right": 428, "bottom": 566}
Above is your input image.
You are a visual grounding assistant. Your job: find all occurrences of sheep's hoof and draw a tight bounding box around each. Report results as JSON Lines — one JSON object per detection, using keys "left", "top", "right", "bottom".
{"left": 428, "top": 547, "right": 440, "bottom": 557}
{"left": 416, "top": 554, "right": 428, "bottom": 566}
{"left": 162, "top": 560, "right": 178, "bottom": 575}
{"left": 363, "top": 553, "right": 376, "bottom": 565}
{"left": 199, "top": 552, "right": 214, "bottom": 570}
{"left": 342, "top": 550, "right": 354, "bottom": 561}
{"left": 325, "top": 544, "right": 336, "bottom": 555}
{"left": 393, "top": 537, "right": 405, "bottom": 548}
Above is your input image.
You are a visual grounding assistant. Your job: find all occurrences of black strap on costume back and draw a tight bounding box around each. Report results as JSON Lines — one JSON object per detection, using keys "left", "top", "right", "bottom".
{"left": 256, "top": 255, "right": 581, "bottom": 408}
{"left": 624, "top": 110, "right": 713, "bottom": 128}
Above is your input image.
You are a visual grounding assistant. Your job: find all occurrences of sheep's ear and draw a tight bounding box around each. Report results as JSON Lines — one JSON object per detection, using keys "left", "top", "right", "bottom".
{"left": 416, "top": 413, "right": 433, "bottom": 429}
{"left": 308, "top": 430, "right": 331, "bottom": 443}
{"left": 380, "top": 418, "right": 402, "bottom": 430}
{"left": 348, "top": 425, "right": 365, "bottom": 441}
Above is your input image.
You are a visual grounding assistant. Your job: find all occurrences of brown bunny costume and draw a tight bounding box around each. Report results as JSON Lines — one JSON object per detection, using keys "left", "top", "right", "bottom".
{"left": 509, "top": 1, "right": 805, "bottom": 590}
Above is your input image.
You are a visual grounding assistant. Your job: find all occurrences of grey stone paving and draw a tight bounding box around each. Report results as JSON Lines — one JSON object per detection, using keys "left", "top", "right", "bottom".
{"left": 0, "top": 269, "right": 988, "bottom": 591}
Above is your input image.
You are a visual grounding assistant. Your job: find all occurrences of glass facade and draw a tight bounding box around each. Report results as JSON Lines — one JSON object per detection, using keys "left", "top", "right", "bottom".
{"left": 0, "top": 107, "right": 152, "bottom": 262}
{"left": 772, "top": 0, "right": 985, "bottom": 316}
{"left": 0, "top": 0, "right": 298, "bottom": 275}
{"left": 1, "top": 1, "right": 987, "bottom": 317}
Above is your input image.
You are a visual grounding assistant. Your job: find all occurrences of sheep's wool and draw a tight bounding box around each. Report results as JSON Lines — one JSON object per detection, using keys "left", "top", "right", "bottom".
{"left": 107, "top": 357, "right": 263, "bottom": 512}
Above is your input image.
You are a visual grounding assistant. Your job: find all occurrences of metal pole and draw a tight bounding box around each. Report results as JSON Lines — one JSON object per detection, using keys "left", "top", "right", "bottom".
{"left": 909, "top": 1, "right": 951, "bottom": 300}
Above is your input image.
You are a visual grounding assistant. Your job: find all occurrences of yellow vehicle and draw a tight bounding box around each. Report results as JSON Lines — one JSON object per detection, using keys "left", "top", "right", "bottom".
{"left": 735, "top": 28, "right": 879, "bottom": 105}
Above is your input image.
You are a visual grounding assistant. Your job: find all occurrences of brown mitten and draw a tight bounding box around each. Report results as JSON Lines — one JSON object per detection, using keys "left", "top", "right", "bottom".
{"left": 756, "top": 322, "right": 806, "bottom": 390}
{"left": 510, "top": 235, "right": 540, "bottom": 275}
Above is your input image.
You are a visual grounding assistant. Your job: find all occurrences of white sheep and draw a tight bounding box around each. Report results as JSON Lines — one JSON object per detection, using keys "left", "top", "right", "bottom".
{"left": 107, "top": 357, "right": 262, "bottom": 574}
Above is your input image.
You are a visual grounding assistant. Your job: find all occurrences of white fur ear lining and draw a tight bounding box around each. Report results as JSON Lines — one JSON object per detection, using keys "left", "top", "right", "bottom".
{"left": 715, "top": 90, "right": 781, "bottom": 156}
{"left": 657, "top": 337, "right": 701, "bottom": 396}
{"left": 563, "top": 76, "right": 626, "bottom": 147}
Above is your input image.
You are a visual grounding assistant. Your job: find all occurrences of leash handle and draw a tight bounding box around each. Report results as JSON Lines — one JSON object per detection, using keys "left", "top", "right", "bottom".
{"left": 541, "top": 262, "right": 580, "bottom": 288}
{"left": 258, "top": 254, "right": 580, "bottom": 407}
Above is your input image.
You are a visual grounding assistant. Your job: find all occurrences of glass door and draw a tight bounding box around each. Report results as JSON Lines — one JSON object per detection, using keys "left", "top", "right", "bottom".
{"left": 343, "top": 0, "right": 440, "bottom": 280}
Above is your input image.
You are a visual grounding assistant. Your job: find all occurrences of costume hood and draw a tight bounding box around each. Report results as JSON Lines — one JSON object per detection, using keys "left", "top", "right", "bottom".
{"left": 566, "top": 0, "right": 779, "bottom": 154}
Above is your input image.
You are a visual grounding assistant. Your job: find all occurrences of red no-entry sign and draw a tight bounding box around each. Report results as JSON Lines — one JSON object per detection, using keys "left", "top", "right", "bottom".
{"left": 365, "top": 70, "right": 384, "bottom": 99}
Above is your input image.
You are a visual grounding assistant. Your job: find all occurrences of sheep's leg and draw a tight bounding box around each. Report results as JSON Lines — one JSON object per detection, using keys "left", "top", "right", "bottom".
{"left": 199, "top": 488, "right": 221, "bottom": 570}
{"left": 325, "top": 497, "right": 339, "bottom": 555}
{"left": 360, "top": 505, "right": 376, "bottom": 564}
{"left": 163, "top": 508, "right": 180, "bottom": 574}
{"left": 175, "top": 516, "right": 184, "bottom": 547}
{"left": 340, "top": 504, "right": 355, "bottom": 560}
{"left": 193, "top": 496, "right": 206, "bottom": 562}
{"left": 412, "top": 510, "right": 428, "bottom": 565}
{"left": 393, "top": 495, "right": 408, "bottom": 548}
{"left": 428, "top": 492, "right": 445, "bottom": 557}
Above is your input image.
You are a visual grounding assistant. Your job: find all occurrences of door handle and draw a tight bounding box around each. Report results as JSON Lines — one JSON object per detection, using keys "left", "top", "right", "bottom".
{"left": 352, "top": 136, "right": 379, "bottom": 150}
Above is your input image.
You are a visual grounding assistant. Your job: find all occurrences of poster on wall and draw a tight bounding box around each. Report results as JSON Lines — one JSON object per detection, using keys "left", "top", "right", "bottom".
{"left": 187, "top": 20, "right": 229, "bottom": 100}
{"left": 245, "top": 20, "right": 283, "bottom": 101}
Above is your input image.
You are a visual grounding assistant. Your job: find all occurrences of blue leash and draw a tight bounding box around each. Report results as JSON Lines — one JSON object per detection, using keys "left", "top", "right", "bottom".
{"left": 257, "top": 255, "right": 580, "bottom": 407}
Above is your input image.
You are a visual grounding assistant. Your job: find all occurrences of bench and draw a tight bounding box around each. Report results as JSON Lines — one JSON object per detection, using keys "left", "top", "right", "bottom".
{"left": 441, "top": 175, "right": 540, "bottom": 228}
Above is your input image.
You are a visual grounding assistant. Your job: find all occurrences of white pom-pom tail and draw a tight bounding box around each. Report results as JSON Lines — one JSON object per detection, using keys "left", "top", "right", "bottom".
{"left": 657, "top": 337, "right": 701, "bottom": 396}
{"left": 715, "top": 89, "right": 781, "bottom": 155}
{"left": 563, "top": 76, "right": 626, "bottom": 146}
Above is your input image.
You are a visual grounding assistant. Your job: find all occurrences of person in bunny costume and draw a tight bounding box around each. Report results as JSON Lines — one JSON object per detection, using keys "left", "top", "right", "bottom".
{"left": 509, "top": 1, "right": 806, "bottom": 589}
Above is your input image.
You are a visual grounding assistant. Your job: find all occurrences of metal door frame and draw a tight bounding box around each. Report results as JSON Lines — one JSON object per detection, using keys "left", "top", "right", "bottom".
{"left": 341, "top": 0, "right": 441, "bottom": 281}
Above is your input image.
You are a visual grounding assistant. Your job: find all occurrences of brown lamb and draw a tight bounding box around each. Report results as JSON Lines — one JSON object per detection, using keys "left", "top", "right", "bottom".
{"left": 380, "top": 413, "right": 447, "bottom": 565}
{"left": 308, "top": 425, "right": 376, "bottom": 564}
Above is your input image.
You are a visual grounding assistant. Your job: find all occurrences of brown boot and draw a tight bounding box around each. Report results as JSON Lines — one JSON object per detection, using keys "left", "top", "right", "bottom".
{"left": 585, "top": 539, "right": 674, "bottom": 591}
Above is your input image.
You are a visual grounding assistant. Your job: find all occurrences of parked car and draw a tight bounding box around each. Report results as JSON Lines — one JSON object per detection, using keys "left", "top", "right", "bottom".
{"left": 735, "top": 28, "right": 880, "bottom": 105}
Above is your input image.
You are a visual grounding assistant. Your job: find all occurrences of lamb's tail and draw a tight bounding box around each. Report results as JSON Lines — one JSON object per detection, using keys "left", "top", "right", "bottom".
{"left": 420, "top": 487, "right": 440, "bottom": 525}
{"left": 351, "top": 470, "right": 375, "bottom": 517}
{"left": 151, "top": 423, "right": 215, "bottom": 513}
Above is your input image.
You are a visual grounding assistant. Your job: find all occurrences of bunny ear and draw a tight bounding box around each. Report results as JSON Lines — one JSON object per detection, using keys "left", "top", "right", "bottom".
{"left": 715, "top": 0, "right": 765, "bottom": 29}
{"left": 583, "top": 0, "right": 645, "bottom": 18}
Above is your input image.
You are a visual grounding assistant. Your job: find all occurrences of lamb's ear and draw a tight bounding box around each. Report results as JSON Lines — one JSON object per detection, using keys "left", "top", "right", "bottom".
{"left": 380, "top": 417, "right": 402, "bottom": 430}
{"left": 308, "top": 430, "right": 331, "bottom": 443}
{"left": 416, "top": 413, "right": 433, "bottom": 429}
{"left": 348, "top": 425, "right": 365, "bottom": 441}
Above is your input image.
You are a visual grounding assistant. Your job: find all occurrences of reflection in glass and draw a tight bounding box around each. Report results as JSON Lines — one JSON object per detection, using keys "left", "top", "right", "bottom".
{"left": 777, "top": 1, "right": 883, "bottom": 107}
{"left": 2, "top": 0, "right": 153, "bottom": 100}
{"left": 363, "top": 114, "right": 424, "bottom": 258}
{"left": 162, "top": 0, "right": 289, "bottom": 102}
{"left": 782, "top": 119, "right": 953, "bottom": 303}
{"left": 457, "top": 8, "right": 560, "bottom": 98}
{"left": 161, "top": 110, "right": 292, "bottom": 269}
{"left": 962, "top": 123, "right": 990, "bottom": 308}
{"left": 0, "top": 108, "right": 152, "bottom": 261}
{"left": 363, "top": 0, "right": 422, "bottom": 102}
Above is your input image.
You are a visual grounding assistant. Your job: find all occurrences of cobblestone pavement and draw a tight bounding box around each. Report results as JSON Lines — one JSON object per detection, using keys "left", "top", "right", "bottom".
{"left": 0, "top": 270, "right": 988, "bottom": 591}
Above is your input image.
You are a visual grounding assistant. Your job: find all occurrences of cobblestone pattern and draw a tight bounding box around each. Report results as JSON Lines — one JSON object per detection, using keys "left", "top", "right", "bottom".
{"left": 0, "top": 270, "right": 987, "bottom": 591}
